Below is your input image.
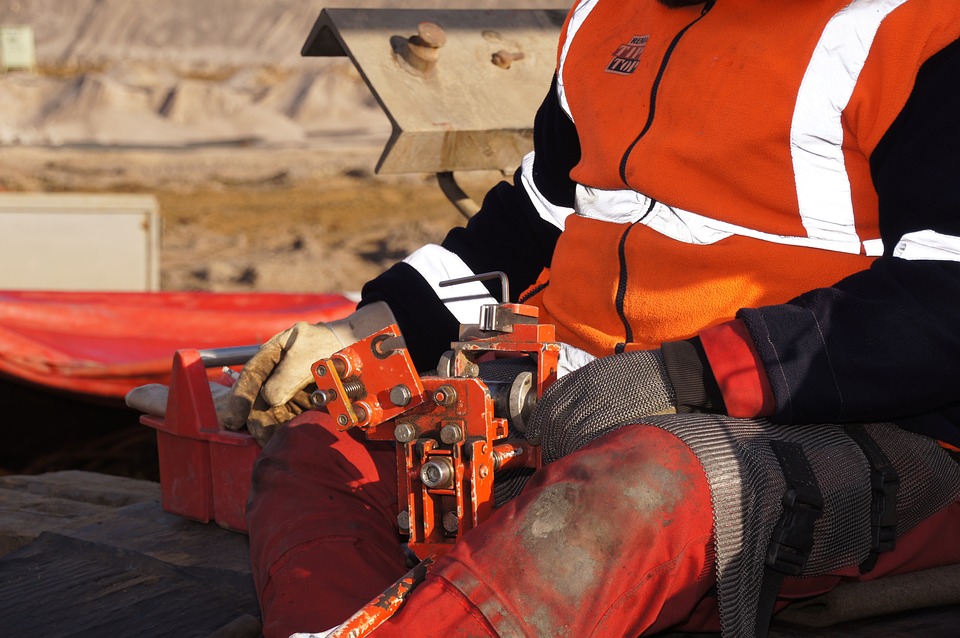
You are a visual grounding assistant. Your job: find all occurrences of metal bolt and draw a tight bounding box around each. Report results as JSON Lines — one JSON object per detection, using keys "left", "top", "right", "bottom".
{"left": 394, "top": 422, "right": 419, "bottom": 443}
{"left": 442, "top": 511, "right": 459, "bottom": 534}
{"left": 399, "top": 21, "right": 446, "bottom": 76}
{"left": 491, "top": 49, "right": 525, "bottom": 69}
{"left": 417, "top": 22, "right": 447, "bottom": 48}
{"left": 389, "top": 384, "right": 412, "bottom": 407}
{"left": 315, "top": 364, "right": 327, "bottom": 377}
{"left": 310, "top": 389, "right": 336, "bottom": 408}
{"left": 433, "top": 385, "right": 457, "bottom": 407}
{"left": 397, "top": 510, "right": 410, "bottom": 531}
{"left": 479, "top": 465, "right": 490, "bottom": 479}
{"left": 337, "top": 414, "right": 349, "bottom": 427}
{"left": 372, "top": 333, "right": 404, "bottom": 359}
{"left": 420, "top": 458, "right": 455, "bottom": 489}
{"left": 440, "top": 423, "right": 463, "bottom": 444}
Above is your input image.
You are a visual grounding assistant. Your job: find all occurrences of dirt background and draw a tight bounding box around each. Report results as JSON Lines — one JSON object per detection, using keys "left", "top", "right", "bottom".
{"left": 0, "top": 145, "right": 502, "bottom": 295}
{"left": 0, "top": 0, "right": 569, "bottom": 296}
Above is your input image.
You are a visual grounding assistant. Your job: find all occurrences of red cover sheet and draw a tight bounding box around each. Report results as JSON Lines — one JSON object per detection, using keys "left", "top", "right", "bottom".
{"left": 0, "top": 290, "right": 355, "bottom": 400}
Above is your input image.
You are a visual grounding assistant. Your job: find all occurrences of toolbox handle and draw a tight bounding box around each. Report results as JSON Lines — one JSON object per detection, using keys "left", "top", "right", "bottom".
{"left": 197, "top": 345, "right": 260, "bottom": 367}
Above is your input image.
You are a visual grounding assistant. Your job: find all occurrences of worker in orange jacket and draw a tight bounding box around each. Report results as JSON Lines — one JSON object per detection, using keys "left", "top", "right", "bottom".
{"left": 223, "top": 0, "right": 960, "bottom": 636}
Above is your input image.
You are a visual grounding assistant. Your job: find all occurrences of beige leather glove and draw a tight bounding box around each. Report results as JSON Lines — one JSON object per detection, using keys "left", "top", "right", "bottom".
{"left": 220, "top": 302, "right": 396, "bottom": 445}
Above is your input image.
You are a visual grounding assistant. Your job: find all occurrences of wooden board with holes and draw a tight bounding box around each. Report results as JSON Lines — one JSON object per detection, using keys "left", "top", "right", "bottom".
{"left": 303, "top": 8, "right": 567, "bottom": 174}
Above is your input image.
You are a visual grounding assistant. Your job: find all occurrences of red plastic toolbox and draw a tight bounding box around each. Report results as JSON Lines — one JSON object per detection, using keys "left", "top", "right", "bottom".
{"left": 140, "top": 349, "right": 259, "bottom": 532}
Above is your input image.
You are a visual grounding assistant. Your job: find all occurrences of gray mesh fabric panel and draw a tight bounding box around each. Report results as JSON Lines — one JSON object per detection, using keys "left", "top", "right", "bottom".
{"left": 541, "top": 413, "right": 960, "bottom": 637}
{"left": 525, "top": 349, "right": 676, "bottom": 461}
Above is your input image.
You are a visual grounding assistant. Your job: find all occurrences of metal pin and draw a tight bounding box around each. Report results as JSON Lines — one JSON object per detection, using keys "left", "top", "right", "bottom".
{"left": 398, "top": 22, "right": 446, "bottom": 76}
{"left": 491, "top": 50, "right": 525, "bottom": 69}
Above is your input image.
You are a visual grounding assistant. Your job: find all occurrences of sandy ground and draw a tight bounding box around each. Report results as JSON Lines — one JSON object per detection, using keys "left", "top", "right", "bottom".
{"left": 1, "top": 0, "right": 561, "bottom": 293}
{"left": 0, "top": 145, "right": 505, "bottom": 295}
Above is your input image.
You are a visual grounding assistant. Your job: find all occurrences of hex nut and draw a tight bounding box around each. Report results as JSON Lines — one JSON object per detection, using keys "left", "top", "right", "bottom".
{"left": 389, "top": 384, "right": 413, "bottom": 407}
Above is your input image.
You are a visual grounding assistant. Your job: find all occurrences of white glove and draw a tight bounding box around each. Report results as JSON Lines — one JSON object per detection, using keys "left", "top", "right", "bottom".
{"left": 220, "top": 301, "right": 396, "bottom": 444}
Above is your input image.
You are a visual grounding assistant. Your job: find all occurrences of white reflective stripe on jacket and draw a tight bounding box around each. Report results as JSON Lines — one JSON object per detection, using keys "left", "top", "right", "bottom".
{"left": 554, "top": 0, "right": 957, "bottom": 260}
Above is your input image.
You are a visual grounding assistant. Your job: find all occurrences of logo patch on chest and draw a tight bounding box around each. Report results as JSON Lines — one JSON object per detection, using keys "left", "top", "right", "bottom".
{"left": 606, "top": 35, "right": 649, "bottom": 75}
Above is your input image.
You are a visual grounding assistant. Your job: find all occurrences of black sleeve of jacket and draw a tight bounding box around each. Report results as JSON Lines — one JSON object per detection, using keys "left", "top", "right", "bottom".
{"left": 359, "top": 75, "right": 580, "bottom": 371}
{"left": 738, "top": 39, "right": 960, "bottom": 441}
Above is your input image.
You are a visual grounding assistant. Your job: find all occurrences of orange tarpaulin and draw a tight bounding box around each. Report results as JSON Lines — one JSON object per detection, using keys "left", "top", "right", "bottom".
{"left": 0, "top": 290, "right": 356, "bottom": 400}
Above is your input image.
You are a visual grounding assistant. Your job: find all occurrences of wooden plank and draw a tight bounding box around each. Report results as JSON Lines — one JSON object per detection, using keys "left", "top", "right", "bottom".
{"left": 0, "top": 471, "right": 259, "bottom": 637}
{"left": 0, "top": 533, "right": 259, "bottom": 638}
{"left": 302, "top": 9, "right": 566, "bottom": 174}
{"left": 0, "top": 471, "right": 250, "bottom": 572}
{"left": 0, "top": 470, "right": 159, "bottom": 507}
{"left": 0, "top": 470, "right": 159, "bottom": 557}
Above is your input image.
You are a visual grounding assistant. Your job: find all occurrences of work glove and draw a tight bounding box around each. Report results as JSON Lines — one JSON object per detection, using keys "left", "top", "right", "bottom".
{"left": 220, "top": 301, "right": 397, "bottom": 445}
{"left": 524, "top": 349, "right": 678, "bottom": 463}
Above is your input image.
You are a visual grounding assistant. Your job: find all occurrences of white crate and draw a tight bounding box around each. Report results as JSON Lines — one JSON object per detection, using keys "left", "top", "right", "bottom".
{"left": 0, "top": 25, "right": 36, "bottom": 72}
{"left": 0, "top": 193, "right": 160, "bottom": 291}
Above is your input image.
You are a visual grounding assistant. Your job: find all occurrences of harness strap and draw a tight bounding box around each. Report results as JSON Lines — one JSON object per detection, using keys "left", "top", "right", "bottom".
{"left": 755, "top": 440, "right": 824, "bottom": 638}
{"left": 846, "top": 425, "right": 900, "bottom": 573}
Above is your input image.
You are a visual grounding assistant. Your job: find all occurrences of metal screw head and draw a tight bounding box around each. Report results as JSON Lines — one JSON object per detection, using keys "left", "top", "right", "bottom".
{"left": 420, "top": 458, "right": 454, "bottom": 489}
{"left": 479, "top": 465, "right": 490, "bottom": 479}
{"left": 417, "top": 22, "right": 447, "bottom": 48}
{"left": 433, "top": 384, "right": 457, "bottom": 406}
{"left": 315, "top": 364, "right": 327, "bottom": 377}
{"left": 394, "top": 422, "right": 419, "bottom": 443}
{"left": 398, "top": 22, "right": 446, "bottom": 77}
{"left": 442, "top": 511, "right": 459, "bottom": 534}
{"left": 389, "top": 384, "right": 412, "bottom": 407}
{"left": 310, "top": 389, "right": 333, "bottom": 408}
{"left": 337, "top": 414, "right": 349, "bottom": 427}
{"left": 397, "top": 510, "right": 410, "bottom": 531}
{"left": 440, "top": 423, "right": 463, "bottom": 444}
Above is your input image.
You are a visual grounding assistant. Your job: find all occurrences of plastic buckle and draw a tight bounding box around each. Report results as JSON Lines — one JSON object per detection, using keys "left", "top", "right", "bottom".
{"left": 871, "top": 470, "right": 899, "bottom": 549}
{"left": 765, "top": 486, "right": 823, "bottom": 576}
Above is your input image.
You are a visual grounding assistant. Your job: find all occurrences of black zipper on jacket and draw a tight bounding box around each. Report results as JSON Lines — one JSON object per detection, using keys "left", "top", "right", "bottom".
{"left": 618, "top": 0, "right": 717, "bottom": 185}
{"left": 519, "top": 281, "right": 549, "bottom": 304}
{"left": 614, "top": 223, "right": 638, "bottom": 354}
{"left": 614, "top": 198, "right": 657, "bottom": 353}
{"left": 613, "top": 0, "right": 716, "bottom": 353}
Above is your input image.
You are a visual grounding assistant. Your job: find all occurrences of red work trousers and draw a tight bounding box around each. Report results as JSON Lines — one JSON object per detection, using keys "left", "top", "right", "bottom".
{"left": 248, "top": 411, "right": 960, "bottom": 638}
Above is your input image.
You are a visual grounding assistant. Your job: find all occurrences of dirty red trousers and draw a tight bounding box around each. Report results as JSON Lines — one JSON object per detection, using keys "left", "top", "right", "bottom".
{"left": 248, "top": 412, "right": 960, "bottom": 638}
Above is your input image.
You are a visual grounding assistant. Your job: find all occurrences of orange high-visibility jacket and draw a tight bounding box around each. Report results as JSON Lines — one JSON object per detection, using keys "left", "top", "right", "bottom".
{"left": 529, "top": 0, "right": 960, "bottom": 354}
{"left": 362, "top": 0, "right": 960, "bottom": 440}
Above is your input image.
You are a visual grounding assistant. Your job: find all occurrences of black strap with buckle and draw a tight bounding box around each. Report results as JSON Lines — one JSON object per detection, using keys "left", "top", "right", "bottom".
{"left": 755, "top": 440, "right": 823, "bottom": 638}
{"left": 847, "top": 424, "right": 899, "bottom": 573}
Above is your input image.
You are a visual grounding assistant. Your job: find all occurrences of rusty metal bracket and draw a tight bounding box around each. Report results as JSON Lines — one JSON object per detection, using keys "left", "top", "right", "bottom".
{"left": 302, "top": 8, "right": 564, "bottom": 186}
{"left": 436, "top": 171, "right": 480, "bottom": 220}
